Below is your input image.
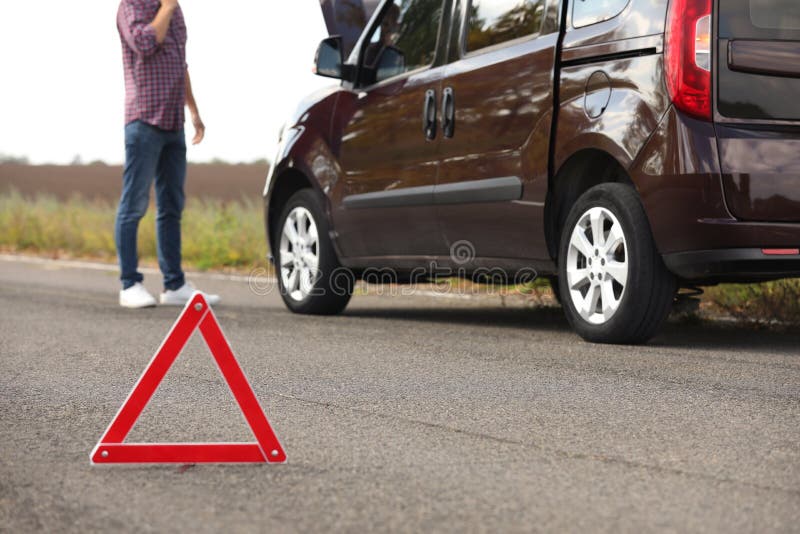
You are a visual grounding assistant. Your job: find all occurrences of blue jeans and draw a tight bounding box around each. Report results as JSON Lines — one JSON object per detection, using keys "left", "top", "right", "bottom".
{"left": 116, "top": 120, "right": 186, "bottom": 290}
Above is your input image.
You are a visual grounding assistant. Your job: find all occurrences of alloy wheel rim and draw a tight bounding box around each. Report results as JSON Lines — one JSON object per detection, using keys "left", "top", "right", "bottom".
{"left": 566, "top": 206, "right": 629, "bottom": 325}
{"left": 279, "top": 207, "right": 320, "bottom": 302}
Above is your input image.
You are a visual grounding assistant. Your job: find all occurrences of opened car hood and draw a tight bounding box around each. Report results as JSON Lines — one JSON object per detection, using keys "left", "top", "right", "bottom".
{"left": 319, "top": 0, "right": 381, "bottom": 58}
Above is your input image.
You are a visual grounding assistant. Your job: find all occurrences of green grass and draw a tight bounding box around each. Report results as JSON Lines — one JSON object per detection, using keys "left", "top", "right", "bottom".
{"left": 0, "top": 190, "right": 268, "bottom": 271}
{"left": 705, "top": 279, "right": 800, "bottom": 327}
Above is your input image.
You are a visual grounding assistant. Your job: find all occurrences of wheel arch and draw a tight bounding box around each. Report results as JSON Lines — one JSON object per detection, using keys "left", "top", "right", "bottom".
{"left": 265, "top": 167, "right": 316, "bottom": 260}
{"left": 545, "top": 149, "right": 635, "bottom": 261}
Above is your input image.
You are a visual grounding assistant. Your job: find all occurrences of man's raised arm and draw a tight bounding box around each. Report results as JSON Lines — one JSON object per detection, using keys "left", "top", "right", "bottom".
{"left": 149, "top": 0, "right": 179, "bottom": 44}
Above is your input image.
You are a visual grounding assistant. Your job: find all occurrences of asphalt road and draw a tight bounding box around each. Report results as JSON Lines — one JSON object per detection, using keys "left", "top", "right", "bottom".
{"left": 1, "top": 255, "right": 799, "bottom": 533}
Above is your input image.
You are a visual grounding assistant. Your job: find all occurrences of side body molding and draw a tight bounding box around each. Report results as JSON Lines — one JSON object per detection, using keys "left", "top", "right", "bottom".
{"left": 342, "top": 176, "right": 523, "bottom": 209}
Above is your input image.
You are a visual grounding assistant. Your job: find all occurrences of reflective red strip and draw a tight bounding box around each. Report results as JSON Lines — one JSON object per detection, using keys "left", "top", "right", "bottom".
{"left": 762, "top": 249, "right": 800, "bottom": 256}
{"left": 92, "top": 444, "right": 266, "bottom": 464}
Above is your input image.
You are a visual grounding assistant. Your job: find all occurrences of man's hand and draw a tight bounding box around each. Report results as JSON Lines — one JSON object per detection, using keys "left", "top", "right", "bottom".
{"left": 161, "top": 0, "right": 179, "bottom": 9}
{"left": 191, "top": 114, "right": 205, "bottom": 145}
{"left": 185, "top": 71, "right": 203, "bottom": 144}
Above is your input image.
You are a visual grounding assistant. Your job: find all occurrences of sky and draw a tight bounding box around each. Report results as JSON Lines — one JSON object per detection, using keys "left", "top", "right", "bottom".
{"left": 0, "top": 1, "right": 334, "bottom": 164}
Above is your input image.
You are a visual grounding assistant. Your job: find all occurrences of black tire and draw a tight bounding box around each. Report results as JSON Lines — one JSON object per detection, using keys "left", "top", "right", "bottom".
{"left": 557, "top": 183, "right": 676, "bottom": 344}
{"left": 273, "top": 189, "right": 353, "bottom": 315}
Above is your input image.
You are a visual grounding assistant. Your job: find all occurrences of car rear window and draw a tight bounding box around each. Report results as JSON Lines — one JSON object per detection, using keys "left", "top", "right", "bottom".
{"left": 750, "top": 0, "right": 800, "bottom": 31}
{"left": 465, "top": 0, "right": 545, "bottom": 53}
{"left": 717, "top": 0, "right": 800, "bottom": 121}
{"left": 719, "top": 0, "right": 800, "bottom": 39}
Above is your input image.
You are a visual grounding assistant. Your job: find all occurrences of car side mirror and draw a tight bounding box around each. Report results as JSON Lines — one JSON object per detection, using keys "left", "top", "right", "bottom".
{"left": 314, "top": 36, "right": 345, "bottom": 79}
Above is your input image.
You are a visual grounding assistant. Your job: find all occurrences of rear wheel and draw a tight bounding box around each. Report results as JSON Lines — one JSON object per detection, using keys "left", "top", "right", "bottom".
{"left": 557, "top": 183, "right": 676, "bottom": 344}
{"left": 274, "top": 189, "right": 353, "bottom": 315}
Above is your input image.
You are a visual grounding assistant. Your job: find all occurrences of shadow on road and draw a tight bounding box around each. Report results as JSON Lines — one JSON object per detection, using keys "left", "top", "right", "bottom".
{"left": 344, "top": 305, "right": 800, "bottom": 355}
{"left": 657, "top": 320, "right": 800, "bottom": 355}
{"left": 345, "top": 305, "right": 570, "bottom": 330}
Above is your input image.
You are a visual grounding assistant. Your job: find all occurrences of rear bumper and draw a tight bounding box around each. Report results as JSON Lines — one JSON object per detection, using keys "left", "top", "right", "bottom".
{"left": 631, "top": 107, "right": 800, "bottom": 282}
{"left": 663, "top": 248, "right": 800, "bottom": 283}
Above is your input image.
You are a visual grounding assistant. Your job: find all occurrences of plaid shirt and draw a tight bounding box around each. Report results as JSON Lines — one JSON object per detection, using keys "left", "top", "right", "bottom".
{"left": 117, "top": 0, "right": 187, "bottom": 131}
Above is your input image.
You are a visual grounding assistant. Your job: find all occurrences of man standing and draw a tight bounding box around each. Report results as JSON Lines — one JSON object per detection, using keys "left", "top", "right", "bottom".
{"left": 116, "top": 0, "right": 219, "bottom": 308}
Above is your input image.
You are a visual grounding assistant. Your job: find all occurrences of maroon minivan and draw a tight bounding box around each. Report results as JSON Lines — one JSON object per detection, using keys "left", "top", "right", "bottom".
{"left": 263, "top": 0, "right": 800, "bottom": 344}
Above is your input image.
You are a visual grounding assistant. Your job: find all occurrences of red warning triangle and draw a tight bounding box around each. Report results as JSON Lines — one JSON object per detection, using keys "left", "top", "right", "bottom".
{"left": 90, "top": 293, "right": 286, "bottom": 464}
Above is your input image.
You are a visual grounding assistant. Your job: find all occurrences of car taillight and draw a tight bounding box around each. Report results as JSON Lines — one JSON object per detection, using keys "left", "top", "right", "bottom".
{"left": 665, "top": 0, "right": 712, "bottom": 120}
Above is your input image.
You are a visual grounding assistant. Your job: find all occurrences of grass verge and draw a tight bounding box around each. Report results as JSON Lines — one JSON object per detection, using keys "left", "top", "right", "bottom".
{"left": 1, "top": 191, "right": 798, "bottom": 326}
{"left": 0, "top": 190, "right": 268, "bottom": 271}
{"left": 705, "top": 280, "right": 800, "bottom": 327}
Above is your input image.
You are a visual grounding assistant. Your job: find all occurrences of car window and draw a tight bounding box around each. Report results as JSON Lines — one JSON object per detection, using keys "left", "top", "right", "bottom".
{"left": 572, "top": 0, "right": 630, "bottom": 29}
{"left": 465, "top": 0, "right": 546, "bottom": 53}
{"left": 363, "top": 0, "right": 444, "bottom": 84}
{"left": 719, "top": 0, "right": 800, "bottom": 39}
{"left": 750, "top": 0, "right": 800, "bottom": 31}
{"left": 717, "top": 0, "right": 800, "bottom": 121}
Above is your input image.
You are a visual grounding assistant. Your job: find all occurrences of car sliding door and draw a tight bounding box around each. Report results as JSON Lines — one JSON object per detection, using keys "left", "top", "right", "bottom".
{"left": 434, "top": 0, "right": 557, "bottom": 260}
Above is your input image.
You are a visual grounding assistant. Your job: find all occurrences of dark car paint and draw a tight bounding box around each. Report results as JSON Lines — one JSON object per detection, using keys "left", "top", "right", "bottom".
{"left": 717, "top": 125, "right": 800, "bottom": 223}
{"left": 332, "top": 66, "right": 449, "bottom": 257}
{"left": 264, "top": 0, "right": 800, "bottom": 284}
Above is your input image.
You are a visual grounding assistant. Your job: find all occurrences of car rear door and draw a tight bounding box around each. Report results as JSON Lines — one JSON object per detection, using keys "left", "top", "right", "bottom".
{"left": 433, "top": 0, "right": 559, "bottom": 260}
{"left": 715, "top": 0, "right": 800, "bottom": 222}
{"left": 330, "top": 0, "right": 451, "bottom": 259}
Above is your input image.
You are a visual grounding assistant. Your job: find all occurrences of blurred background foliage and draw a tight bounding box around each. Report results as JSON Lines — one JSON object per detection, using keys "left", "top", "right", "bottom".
{"left": 0, "top": 190, "right": 266, "bottom": 271}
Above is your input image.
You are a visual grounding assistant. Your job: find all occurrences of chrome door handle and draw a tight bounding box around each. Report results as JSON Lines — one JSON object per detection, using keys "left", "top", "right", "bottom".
{"left": 423, "top": 89, "right": 437, "bottom": 140}
{"left": 442, "top": 87, "right": 455, "bottom": 139}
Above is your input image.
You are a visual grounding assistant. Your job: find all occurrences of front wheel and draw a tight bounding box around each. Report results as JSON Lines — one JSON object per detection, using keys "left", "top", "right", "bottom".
{"left": 557, "top": 183, "right": 676, "bottom": 344}
{"left": 274, "top": 189, "right": 353, "bottom": 315}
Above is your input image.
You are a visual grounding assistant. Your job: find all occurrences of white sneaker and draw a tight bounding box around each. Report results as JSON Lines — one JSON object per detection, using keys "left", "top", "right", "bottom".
{"left": 159, "top": 282, "right": 221, "bottom": 306}
{"left": 119, "top": 283, "right": 157, "bottom": 309}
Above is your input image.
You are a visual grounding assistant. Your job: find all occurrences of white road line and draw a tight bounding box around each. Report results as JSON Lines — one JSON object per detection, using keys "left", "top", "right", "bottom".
{"left": 0, "top": 254, "right": 277, "bottom": 284}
